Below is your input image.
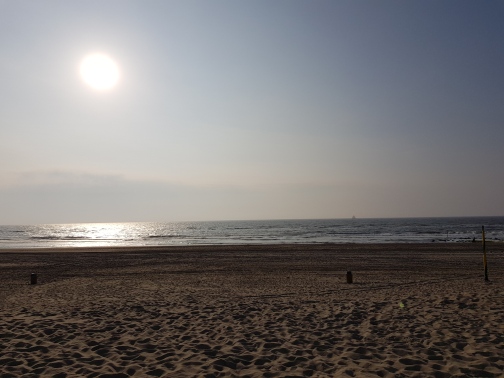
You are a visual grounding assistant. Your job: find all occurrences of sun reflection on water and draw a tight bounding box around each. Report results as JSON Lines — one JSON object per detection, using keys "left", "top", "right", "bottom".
{"left": 30, "top": 222, "right": 191, "bottom": 248}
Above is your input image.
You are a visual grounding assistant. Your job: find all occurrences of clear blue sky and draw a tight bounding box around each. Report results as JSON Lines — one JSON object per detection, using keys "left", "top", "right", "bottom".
{"left": 1, "top": 0, "right": 503, "bottom": 224}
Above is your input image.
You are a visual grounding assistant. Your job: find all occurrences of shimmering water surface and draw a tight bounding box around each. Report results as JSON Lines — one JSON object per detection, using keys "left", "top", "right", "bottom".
{"left": 0, "top": 217, "right": 503, "bottom": 249}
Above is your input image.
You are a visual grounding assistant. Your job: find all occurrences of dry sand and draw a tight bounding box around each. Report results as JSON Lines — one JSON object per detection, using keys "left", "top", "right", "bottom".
{"left": 1, "top": 243, "right": 503, "bottom": 377}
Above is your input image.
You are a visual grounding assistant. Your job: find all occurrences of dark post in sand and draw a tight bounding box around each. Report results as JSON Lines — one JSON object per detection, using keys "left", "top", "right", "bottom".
{"left": 482, "top": 226, "right": 489, "bottom": 282}
{"left": 346, "top": 271, "right": 353, "bottom": 284}
{"left": 30, "top": 273, "right": 37, "bottom": 285}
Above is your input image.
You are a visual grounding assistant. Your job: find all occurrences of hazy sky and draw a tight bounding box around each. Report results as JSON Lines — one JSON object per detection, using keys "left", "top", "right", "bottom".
{"left": 1, "top": 0, "right": 503, "bottom": 224}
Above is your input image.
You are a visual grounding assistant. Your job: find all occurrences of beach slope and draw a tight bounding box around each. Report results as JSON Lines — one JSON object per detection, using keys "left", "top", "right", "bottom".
{"left": 1, "top": 243, "right": 503, "bottom": 377}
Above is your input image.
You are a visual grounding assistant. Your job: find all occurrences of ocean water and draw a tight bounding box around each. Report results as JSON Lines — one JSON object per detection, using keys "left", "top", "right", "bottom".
{"left": 0, "top": 217, "right": 503, "bottom": 249}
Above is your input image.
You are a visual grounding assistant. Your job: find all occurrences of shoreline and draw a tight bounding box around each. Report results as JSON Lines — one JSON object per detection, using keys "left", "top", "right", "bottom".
{"left": 0, "top": 240, "right": 500, "bottom": 252}
{"left": 1, "top": 243, "right": 503, "bottom": 377}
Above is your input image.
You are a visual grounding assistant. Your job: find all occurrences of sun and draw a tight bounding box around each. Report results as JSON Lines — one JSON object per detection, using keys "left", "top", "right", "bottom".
{"left": 79, "top": 53, "right": 120, "bottom": 91}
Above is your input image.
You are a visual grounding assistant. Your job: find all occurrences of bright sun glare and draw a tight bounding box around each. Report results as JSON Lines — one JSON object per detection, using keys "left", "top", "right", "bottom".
{"left": 79, "top": 53, "right": 120, "bottom": 91}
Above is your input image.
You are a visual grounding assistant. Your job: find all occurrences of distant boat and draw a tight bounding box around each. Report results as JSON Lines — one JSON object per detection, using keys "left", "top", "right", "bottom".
{"left": 352, "top": 215, "right": 356, "bottom": 219}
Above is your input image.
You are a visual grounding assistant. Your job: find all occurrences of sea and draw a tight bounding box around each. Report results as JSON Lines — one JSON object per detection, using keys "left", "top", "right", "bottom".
{"left": 0, "top": 217, "right": 503, "bottom": 249}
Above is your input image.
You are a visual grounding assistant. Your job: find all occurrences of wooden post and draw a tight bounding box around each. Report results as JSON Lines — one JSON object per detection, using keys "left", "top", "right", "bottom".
{"left": 346, "top": 271, "right": 353, "bottom": 284}
{"left": 30, "top": 273, "right": 37, "bottom": 285}
{"left": 482, "top": 226, "right": 489, "bottom": 282}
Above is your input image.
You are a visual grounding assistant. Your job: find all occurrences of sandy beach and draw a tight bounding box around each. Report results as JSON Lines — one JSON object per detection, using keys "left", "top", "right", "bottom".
{"left": 1, "top": 243, "right": 503, "bottom": 377}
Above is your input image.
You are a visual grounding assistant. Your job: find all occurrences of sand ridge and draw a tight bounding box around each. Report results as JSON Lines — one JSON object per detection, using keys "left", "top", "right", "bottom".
{"left": 1, "top": 243, "right": 503, "bottom": 377}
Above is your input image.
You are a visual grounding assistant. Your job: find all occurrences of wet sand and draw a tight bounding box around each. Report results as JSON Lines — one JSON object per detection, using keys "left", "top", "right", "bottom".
{"left": 1, "top": 243, "right": 503, "bottom": 377}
